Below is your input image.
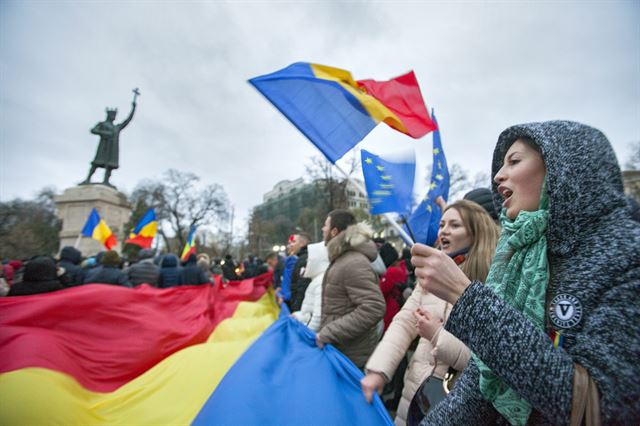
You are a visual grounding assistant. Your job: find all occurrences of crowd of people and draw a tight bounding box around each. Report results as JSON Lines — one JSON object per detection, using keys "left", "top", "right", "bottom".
{"left": 0, "top": 246, "right": 271, "bottom": 297}
{"left": 1, "top": 120, "right": 639, "bottom": 424}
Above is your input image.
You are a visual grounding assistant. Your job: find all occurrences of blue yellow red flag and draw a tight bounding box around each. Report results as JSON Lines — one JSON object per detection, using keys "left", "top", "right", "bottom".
{"left": 181, "top": 226, "right": 196, "bottom": 261}
{"left": 249, "top": 62, "right": 437, "bottom": 163}
{"left": 404, "top": 110, "right": 449, "bottom": 246}
{"left": 361, "top": 149, "right": 416, "bottom": 215}
{"left": 0, "top": 275, "right": 393, "bottom": 426}
{"left": 81, "top": 208, "right": 117, "bottom": 249}
{"left": 125, "top": 209, "right": 157, "bottom": 248}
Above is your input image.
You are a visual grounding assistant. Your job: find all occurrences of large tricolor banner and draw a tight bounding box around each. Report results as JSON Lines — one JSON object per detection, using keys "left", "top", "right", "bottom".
{"left": 0, "top": 274, "right": 392, "bottom": 425}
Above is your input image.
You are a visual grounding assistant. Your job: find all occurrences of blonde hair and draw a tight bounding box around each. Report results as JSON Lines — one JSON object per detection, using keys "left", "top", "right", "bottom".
{"left": 443, "top": 200, "right": 499, "bottom": 282}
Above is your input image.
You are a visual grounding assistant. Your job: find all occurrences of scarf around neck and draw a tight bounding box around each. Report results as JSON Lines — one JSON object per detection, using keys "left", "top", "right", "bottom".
{"left": 472, "top": 187, "right": 549, "bottom": 425}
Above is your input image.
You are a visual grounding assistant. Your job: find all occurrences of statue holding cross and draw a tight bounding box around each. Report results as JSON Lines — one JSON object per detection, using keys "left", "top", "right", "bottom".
{"left": 81, "top": 88, "right": 140, "bottom": 187}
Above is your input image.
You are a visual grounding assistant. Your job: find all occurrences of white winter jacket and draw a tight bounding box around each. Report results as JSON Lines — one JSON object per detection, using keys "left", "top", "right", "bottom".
{"left": 291, "top": 242, "right": 329, "bottom": 332}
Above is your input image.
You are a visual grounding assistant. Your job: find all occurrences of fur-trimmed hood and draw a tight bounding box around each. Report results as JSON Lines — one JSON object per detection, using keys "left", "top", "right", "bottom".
{"left": 326, "top": 222, "right": 378, "bottom": 263}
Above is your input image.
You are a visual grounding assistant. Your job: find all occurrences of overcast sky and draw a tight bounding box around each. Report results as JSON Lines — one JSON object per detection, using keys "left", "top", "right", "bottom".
{"left": 1, "top": 1, "right": 638, "bottom": 238}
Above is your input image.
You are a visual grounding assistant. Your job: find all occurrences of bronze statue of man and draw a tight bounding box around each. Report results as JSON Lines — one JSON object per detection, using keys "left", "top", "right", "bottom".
{"left": 82, "top": 88, "right": 139, "bottom": 187}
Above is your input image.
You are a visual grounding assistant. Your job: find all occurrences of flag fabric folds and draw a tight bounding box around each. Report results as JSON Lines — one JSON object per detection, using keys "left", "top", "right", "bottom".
{"left": 125, "top": 208, "right": 157, "bottom": 248}
{"left": 193, "top": 316, "right": 393, "bottom": 426}
{"left": 249, "top": 62, "right": 437, "bottom": 163}
{"left": 181, "top": 226, "right": 196, "bottom": 261}
{"left": 361, "top": 149, "right": 416, "bottom": 215}
{"left": 81, "top": 208, "right": 117, "bottom": 249}
{"left": 0, "top": 275, "right": 393, "bottom": 425}
{"left": 404, "top": 110, "right": 450, "bottom": 246}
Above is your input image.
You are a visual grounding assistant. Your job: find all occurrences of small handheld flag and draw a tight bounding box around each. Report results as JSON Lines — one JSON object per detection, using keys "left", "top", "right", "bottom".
{"left": 125, "top": 209, "right": 157, "bottom": 249}
{"left": 361, "top": 149, "right": 416, "bottom": 215}
{"left": 81, "top": 208, "right": 117, "bottom": 249}
{"left": 181, "top": 227, "right": 196, "bottom": 261}
{"left": 404, "top": 110, "right": 450, "bottom": 246}
{"left": 249, "top": 62, "right": 437, "bottom": 164}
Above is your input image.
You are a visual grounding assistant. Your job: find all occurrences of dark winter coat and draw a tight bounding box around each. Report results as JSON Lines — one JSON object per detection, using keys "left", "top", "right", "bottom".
{"left": 423, "top": 121, "right": 640, "bottom": 425}
{"left": 84, "top": 265, "right": 131, "bottom": 287}
{"left": 158, "top": 254, "right": 182, "bottom": 288}
{"left": 127, "top": 259, "right": 160, "bottom": 287}
{"left": 272, "top": 257, "right": 284, "bottom": 288}
{"left": 8, "top": 257, "right": 64, "bottom": 296}
{"left": 58, "top": 246, "right": 85, "bottom": 287}
{"left": 180, "top": 255, "right": 210, "bottom": 285}
{"left": 290, "top": 245, "right": 312, "bottom": 312}
{"left": 317, "top": 223, "right": 386, "bottom": 369}
{"left": 9, "top": 280, "right": 64, "bottom": 296}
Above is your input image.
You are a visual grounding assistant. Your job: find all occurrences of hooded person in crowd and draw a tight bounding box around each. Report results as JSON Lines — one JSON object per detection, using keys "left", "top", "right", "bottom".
{"left": 127, "top": 249, "right": 160, "bottom": 287}
{"left": 84, "top": 250, "right": 131, "bottom": 287}
{"left": 412, "top": 121, "right": 640, "bottom": 425}
{"left": 158, "top": 254, "right": 182, "bottom": 288}
{"left": 180, "top": 253, "right": 210, "bottom": 285}
{"left": 8, "top": 256, "right": 64, "bottom": 296}
{"left": 58, "top": 246, "right": 85, "bottom": 287}
{"left": 291, "top": 242, "right": 330, "bottom": 332}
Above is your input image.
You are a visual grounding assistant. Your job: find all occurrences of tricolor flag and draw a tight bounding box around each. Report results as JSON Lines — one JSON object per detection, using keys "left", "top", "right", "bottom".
{"left": 361, "top": 149, "right": 416, "bottom": 215}
{"left": 0, "top": 275, "right": 393, "bottom": 425}
{"left": 125, "top": 209, "right": 158, "bottom": 249}
{"left": 181, "top": 226, "right": 196, "bottom": 261}
{"left": 249, "top": 62, "right": 437, "bottom": 164}
{"left": 404, "top": 110, "right": 450, "bottom": 246}
{"left": 81, "top": 208, "right": 117, "bottom": 249}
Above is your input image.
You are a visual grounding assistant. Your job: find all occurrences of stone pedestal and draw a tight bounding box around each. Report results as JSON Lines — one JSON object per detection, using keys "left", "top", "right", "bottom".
{"left": 55, "top": 185, "right": 131, "bottom": 256}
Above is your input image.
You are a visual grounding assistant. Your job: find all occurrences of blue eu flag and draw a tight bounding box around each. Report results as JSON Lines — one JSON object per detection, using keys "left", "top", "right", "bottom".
{"left": 361, "top": 149, "right": 416, "bottom": 215}
{"left": 404, "top": 110, "right": 449, "bottom": 245}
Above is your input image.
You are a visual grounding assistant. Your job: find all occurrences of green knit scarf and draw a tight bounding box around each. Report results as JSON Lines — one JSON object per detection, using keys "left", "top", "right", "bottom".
{"left": 472, "top": 186, "right": 549, "bottom": 425}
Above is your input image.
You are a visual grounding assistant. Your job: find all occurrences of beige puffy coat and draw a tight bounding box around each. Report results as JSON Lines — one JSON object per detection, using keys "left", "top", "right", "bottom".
{"left": 365, "top": 285, "right": 471, "bottom": 426}
{"left": 317, "top": 223, "right": 386, "bottom": 369}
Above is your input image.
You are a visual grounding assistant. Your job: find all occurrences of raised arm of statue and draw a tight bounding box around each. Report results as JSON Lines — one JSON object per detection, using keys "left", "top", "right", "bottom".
{"left": 118, "top": 102, "right": 136, "bottom": 129}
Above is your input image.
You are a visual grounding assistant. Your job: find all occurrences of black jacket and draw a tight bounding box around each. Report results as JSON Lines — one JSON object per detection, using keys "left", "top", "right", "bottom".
{"left": 290, "top": 245, "right": 312, "bottom": 312}
{"left": 84, "top": 265, "right": 131, "bottom": 287}
{"left": 58, "top": 246, "right": 85, "bottom": 287}
{"left": 127, "top": 259, "right": 160, "bottom": 287}
{"left": 158, "top": 254, "right": 182, "bottom": 288}
{"left": 180, "top": 258, "right": 210, "bottom": 285}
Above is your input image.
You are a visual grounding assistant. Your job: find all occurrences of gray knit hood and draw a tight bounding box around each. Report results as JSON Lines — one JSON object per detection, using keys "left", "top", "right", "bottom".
{"left": 491, "top": 121, "right": 628, "bottom": 256}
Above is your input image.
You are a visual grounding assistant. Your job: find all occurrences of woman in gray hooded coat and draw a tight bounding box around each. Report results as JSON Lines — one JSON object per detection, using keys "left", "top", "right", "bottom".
{"left": 411, "top": 121, "right": 639, "bottom": 425}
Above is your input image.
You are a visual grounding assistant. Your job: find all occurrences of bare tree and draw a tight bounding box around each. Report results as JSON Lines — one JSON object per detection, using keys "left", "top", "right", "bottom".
{"left": 305, "top": 153, "right": 360, "bottom": 212}
{"left": 129, "top": 169, "right": 230, "bottom": 253}
{"left": 0, "top": 187, "right": 62, "bottom": 258}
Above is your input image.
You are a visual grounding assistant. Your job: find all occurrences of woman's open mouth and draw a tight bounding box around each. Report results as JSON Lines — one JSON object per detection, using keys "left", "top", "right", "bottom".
{"left": 498, "top": 186, "right": 513, "bottom": 206}
{"left": 440, "top": 237, "right": 450, "bottom": 250}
